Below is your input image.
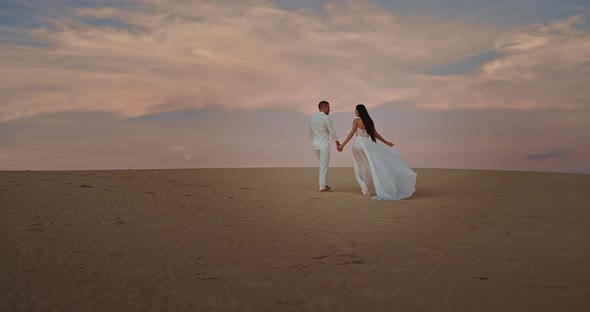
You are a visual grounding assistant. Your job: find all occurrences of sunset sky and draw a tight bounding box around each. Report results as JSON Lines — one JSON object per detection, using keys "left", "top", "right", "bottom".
{"left": 1, "top": 0, "right": 589, "bottom": 173}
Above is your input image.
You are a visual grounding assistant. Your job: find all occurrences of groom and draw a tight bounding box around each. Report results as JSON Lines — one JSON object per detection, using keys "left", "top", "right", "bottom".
{"left": 309, "top": 100, "right": 341, "bottom": 192}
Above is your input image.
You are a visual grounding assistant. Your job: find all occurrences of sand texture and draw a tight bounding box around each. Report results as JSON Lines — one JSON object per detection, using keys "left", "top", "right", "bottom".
{"left": 1, "top": 168, "right": 589, "bottom": 311}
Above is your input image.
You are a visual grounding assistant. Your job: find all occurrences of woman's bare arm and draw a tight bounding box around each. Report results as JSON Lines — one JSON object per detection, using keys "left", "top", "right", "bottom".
{"left": 375, "top": 129, "right": 394, "bottom": 146}
{"left": 339, "top": 119, "right": 359, "bottom": 150}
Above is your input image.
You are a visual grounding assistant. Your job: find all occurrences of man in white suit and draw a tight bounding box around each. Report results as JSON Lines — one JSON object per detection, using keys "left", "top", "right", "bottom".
{"left": 309, "top": 100, "right": 341, "bottom": 192}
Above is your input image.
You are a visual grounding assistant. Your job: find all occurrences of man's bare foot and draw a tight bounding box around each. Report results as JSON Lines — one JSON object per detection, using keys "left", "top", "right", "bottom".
{"left": 319, "top": 185, "right": 332, "bottom": 192}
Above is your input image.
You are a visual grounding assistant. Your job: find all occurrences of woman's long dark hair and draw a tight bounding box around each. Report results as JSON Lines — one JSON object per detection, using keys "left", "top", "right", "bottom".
{"left": 356, "top": 104, "right": 376, "bottom": 142}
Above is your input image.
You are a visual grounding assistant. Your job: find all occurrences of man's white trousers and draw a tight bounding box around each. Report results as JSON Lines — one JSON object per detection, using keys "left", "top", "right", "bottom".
{"left": 314, "top": 147, "right": 330, "bottom": 190}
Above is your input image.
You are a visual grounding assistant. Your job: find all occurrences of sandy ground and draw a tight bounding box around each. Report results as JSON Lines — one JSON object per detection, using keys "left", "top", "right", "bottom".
{"left": 1, "top": 168, "right": 589, "bottom": 311}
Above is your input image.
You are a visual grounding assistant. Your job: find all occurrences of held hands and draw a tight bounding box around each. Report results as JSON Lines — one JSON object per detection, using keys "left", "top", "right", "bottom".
{"left": 337, "top": 144, "right": 344, "bottom": 152}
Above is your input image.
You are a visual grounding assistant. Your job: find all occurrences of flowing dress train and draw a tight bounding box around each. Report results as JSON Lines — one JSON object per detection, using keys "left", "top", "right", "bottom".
{"left": 352, "top": 128, "right": 417, "bottom": 200}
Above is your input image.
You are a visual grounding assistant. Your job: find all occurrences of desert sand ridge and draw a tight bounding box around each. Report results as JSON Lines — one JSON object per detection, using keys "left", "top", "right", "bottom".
{"left": 1, "top": 168, "right": 589, "bottom": 311}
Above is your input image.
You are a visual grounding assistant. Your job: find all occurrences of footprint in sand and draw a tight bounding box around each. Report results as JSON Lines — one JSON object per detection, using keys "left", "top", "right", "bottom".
{"left": 24, "top": 227, "right": 44, "bottom": 232}
{"left": 312, "top": 254, "right": 364, "bottom": 265}
{"left": 78, "top": 184, "right": 92, "bottom": 188}
{"left": 166, "top": 179, "right": 210, "bottom": 188}
{"left": 291, "top": 264, "right": 310, "bottom": 270}
{"left": 99, "top": 218, "right": 128, "bottom": 225}
{"left": 22, "top": 222, "right": 45, "bottom": 232}
{"left": 195, "top": 272, "right": 220, "bottom": 280}
{"left": 305, "top": 198, "right": 325, "bottom": 207}
{"left": 275, "top": 300, "right": 303, "bottom": 306}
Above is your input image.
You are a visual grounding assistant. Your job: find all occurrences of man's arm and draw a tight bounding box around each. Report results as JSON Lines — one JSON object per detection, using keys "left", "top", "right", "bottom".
{"left": 326, "top": 117, "right": 340, "bottom": 147}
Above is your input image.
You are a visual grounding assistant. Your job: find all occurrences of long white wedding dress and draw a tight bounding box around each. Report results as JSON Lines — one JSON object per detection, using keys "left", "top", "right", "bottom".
{"left": 352, "top": 128, "right": 417, "bottom": 200}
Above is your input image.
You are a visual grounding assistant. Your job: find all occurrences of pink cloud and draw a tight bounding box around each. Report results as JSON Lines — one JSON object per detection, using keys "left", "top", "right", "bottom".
{"left": 408, "top": 16, "right": 590, "bottom": 111}
{"left": 0, "top": 1, "right": 588, "bottom": 123}
{"left": 0, "top": 0, "right": 500, "bottom": 121}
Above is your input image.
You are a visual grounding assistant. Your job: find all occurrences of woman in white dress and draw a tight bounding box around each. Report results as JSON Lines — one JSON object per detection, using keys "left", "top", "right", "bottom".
{"left": 338, "top": 104, "right": 416, "bottom": 200}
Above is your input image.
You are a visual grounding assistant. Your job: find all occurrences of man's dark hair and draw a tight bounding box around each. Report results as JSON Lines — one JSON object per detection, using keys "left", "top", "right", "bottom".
{"left": 318, "top": 100, "right": 329, "bottom": 110}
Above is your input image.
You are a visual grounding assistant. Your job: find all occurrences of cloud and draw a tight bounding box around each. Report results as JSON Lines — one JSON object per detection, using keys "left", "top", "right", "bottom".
{"left": 526, "top": 148, "right": 573, "bottom": 160}
{"left": 1, "top": 1, "right": 589, "bottom": 172}
{"left": 407, "top": 16, "right": 590, "bottom": 111}
{"left": 1, "top": 105, "right": 588, "bottom": 171}
{"left": 483, "top": 16, "right": 590, "bottom": 81}
{"left": 166, "top": 144, "right": 193, "bottom": 161}
{"left": 0, "top": 0, "right": 500, "bottom": 121}
{"left": 567, "top": 168, "right": 590, "bottom": 175}
{"left": 0, "top": 0, "right": 589, "bottom": 123}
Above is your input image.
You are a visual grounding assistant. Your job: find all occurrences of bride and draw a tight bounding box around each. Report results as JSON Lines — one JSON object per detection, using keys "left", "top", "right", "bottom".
{"left": 338, "top": 104, "right": 417, "bottom": 200}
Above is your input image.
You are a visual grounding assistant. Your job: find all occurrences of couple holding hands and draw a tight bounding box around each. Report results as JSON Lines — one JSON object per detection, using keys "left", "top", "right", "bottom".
{"left": 309, "top": 101, "right": 416, "bottom": 200}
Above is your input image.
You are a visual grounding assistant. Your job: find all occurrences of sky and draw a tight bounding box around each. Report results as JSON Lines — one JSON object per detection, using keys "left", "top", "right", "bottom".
{"left": 1, "top": 0, "right": 589, "bottom": 173}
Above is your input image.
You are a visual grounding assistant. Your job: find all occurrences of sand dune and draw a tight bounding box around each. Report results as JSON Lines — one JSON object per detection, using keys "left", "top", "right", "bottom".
{"left": 1, "top": 168, "right": 589, "bottom": 311}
